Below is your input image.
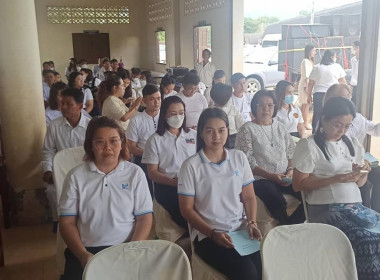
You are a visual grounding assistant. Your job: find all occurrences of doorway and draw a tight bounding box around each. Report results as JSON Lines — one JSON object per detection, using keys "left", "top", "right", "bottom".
{"left": 193, "top": 25, "right": 212, "bottom": 67}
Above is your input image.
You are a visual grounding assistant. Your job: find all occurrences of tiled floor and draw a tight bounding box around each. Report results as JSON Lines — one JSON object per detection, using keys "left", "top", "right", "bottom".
{"left": 0, "top": 223, "right": 60, "bottom": 280}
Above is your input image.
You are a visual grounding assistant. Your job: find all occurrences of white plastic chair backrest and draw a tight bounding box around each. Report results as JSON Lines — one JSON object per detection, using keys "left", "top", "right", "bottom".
{"left": 261, "top": 223, "right": 358, "bottom": 280}
{"left": 82, "top": 240, "right": 192, "bottom": 280}
{"left": 301, "top": 191, "right": 309, "bottom": 222}
{"left": 53, "top": 146, "right": 85, "bottom": 203}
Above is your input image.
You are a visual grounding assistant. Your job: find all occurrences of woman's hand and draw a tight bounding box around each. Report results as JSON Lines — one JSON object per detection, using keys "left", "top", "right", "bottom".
{"left": 212, "top": 232, "right": 234, "bottom": 248}
{"left": 131, "top": 97, "right": 142, "bottom": 111}
{"left": 333, "top": 172, "right": 362, "bottom": 183}
{"left": 269, "top": 173, "right": 287, "bottom": 185}
{"left": 78, "top": 251, "right": 94, "bottom": 268}
{"left": 248, "top": 223, "right": 262, "bottom": 241}
{"left": 307, "top": 95, "right": 312, "bottom": 105}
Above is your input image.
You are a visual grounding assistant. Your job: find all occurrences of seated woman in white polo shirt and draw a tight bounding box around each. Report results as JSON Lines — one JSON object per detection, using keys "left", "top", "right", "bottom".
{"left": 59, "top": 116, "right": 153, "bottom": 280}
{"left": 142, "top": 96, "right": 197, "bottom": 229}
{"left": 68, "top": 72, "right": 94, "bottom": 114}
{"left": 178, "top": 108, "right": 262, "bottom": 280}
{"left": 293, "top": 97, "right": 380, "bottom": 279}
{"left": 274, "top": 80, "right": 304, "bottom": 138}
{"left": 236, "top": 90, "right": 305, "bottom": 225}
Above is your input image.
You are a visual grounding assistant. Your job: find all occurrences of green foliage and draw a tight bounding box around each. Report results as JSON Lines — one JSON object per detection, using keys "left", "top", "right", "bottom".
{"left": 299, "top": 10, "right": 311, "bottom": 17}
{"left": 156, "top": 31, "right": 165, "bottom": 42}
{"left": 244, "top": 16, "right": 280, "bottom": 34}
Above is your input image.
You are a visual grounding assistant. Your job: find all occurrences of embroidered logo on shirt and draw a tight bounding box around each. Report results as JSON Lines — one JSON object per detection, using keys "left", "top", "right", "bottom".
{"left": 234, "top": 170, "right": 239, "bottom": 176}
{"left": 293, "top": 113, "right": 299, "bottom": 119}
{"left": 121, "top": 183, "right": 129, "bottom": 189}
{"left": 186, "top": 138, "right": 196, "bottom": 144}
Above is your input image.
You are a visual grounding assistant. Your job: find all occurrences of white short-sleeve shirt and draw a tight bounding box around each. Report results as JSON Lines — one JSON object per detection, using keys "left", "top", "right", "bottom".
{"left": 230, "top": 93, "right": 252, "bottom": 122}
{"left": 45, "top": 107, "right": 62, "bottom": 125}
{"left": 43, "top": 82, "right": 50, "bottom": 101}
{"left": 125, "top": 110, "right": 160, "bottom": 150}
{"left": 276, "top": 106, "right": 304, "bottom": 134}
{"left": 163, "top": 90, "right": 177, "bottom": 99}
{"left": 175, "top": 91, "right": 208, "bottom": 128}
{"left": 59, "top": 160, "right": 153, "bottom": 247}
{"left": 293, "top": 136, "right": 364, "bottom": 205}
{"left": 346, "top": 113, "right": 380, "bottom": 145}
{"left": 142, "top": 129, "right": 197, "bottom": 178}
{"left": 82, "top": 88, "right": 93, "bottom": 109}
{"left": 309, "top": 63, "right": 346, "bottom": 93}
{"left": 178, "top": 149, "right": 254, "bottom": 241}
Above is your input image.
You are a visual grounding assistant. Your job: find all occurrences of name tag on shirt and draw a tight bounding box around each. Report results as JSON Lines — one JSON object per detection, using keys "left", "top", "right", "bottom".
{"left": 186, "top": 138, "right": 196, "bottom": 144}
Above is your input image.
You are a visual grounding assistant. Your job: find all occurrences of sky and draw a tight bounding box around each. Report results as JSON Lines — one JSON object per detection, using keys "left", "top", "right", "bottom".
{"left": 244, "top": 0, "right": 361, "bottom": 20}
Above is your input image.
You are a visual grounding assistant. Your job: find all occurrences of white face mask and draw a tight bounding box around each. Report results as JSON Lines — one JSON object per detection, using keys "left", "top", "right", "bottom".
{"left": 332, "top": 57, "right": 337, "bottom": 63}
{"left": 140, "top": 79, "right": 147, "bottom": 87}
{"left": 81, "top": 64, "right": 88, "bottom": 69}
{"left": 166, "top": 114, "right": 184, "bottom": 129}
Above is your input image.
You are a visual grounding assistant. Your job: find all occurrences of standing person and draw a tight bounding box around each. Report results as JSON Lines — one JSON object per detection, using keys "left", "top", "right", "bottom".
{"left": 65, "top": 58, "right": 80, "bottom": 81}
{"left": 142, "top": 96, "right": 197, "bottom": 229}
{"left": 97, "top": 74, "right": 142, "bottom": 131}
{"left": 307, "top": 50, "right": 347, "bottom": 133}
{"left": 175, "top": 72, "right": 208, "bottom": 129}
{"left": 350, "top": 40, "right": 360, "bottom": 104}
{"left": 68, "top": 72, "right": 94, "bottom": 114}
{"left": 42, "top": 70, "right": 56, "bottom": 108}
{"left": 292, "top": 97, "right": 380, "bottom": 280}
{"left": 126, "top": 84, "right": 161, "bottom": 197}
{"left": 298, "top": 44, "right": 315, "bottom": 130}
{"left": 204, "top": 70, "right": 226, "bottom": 107}
{"left": 236, "top": 90, "right": 305, "bottom": 225}
{"left": 230, "top": 73, "right": 252, "bottom": 122}
{"left": 195, "top": 49, "right": 216, "bottom": 88}
{"left": 210, "top": 83, "right": 245, "bottom": 149}
{"left": 45, "top": 81, "right": 67, "bottom": 125}
{"left": 92, "top": 58, "right": 103, "bottom": 78}
{"left": 178, "top": 108, "right": 262, "bottom": 280}
{"left": 42, "top": 88, "right": 91, "bottom": 231}
{"left": 59, "top": 116, "right": 153, "bottom": 280}
{"left": 160, "top": 74, "right": 177, "bottom": 99}
{"left": 275, "top": 80, "right": 304, "bottom": 138}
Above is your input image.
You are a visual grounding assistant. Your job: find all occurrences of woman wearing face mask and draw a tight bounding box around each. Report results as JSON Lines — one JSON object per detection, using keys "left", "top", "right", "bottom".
{"left": 275, "top": 80, "right": 304, "bottom": 138}
{"left": 307, "top": 50, "right": 347, "bottom": 133}
{"left": 142, "top": 96, "right": 197, "bottom": 230}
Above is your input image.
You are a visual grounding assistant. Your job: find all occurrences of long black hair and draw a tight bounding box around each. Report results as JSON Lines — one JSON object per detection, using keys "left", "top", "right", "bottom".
{"left": 196, "top": 108, "right": 229, "bottom": 152}
{"left": 156, "top": 96, "right": 188, "bottom": 136}
{"left": 314, "top": 96, "right": 356, "bottom": 160}
{"left": 320, "top": 50, "right": 336, "bottom": 66}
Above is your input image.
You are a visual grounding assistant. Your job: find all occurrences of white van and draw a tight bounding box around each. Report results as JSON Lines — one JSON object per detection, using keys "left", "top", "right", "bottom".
{"left": 261, "top": 33, "right": 282, "bottom": 48}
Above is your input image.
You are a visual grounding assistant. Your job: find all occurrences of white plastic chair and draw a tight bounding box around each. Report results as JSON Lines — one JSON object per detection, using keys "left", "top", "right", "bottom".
{"left": 256, "top": 195, "right": 301, "bottom": 236}
{"left": 300, "top": 191, "right": 310, "bottom": 222}
{"left": 82, "top": 240, "right": 192, "bottom": 280}
{"left": 261, "top": 223, "right": 358, "bottom": 280}
{"left": 52, "top": 146, "right": 85, "bottom": 274}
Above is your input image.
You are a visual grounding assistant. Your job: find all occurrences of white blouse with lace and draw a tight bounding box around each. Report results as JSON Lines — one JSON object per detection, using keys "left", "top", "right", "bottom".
{"left": 236, "top": 119, "right": 295, "bottom": 180}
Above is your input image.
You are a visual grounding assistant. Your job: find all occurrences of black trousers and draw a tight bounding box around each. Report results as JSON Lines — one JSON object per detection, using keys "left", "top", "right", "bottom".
{"left": 368, "top": 166, "right": 380, "bottom": 212}
{"left": 254, "top": 179, "right": 305, "bottom": 225}
{"left": 312, "top": 92, "right": 325, "bottom": 134}
{"left": 194, "top": 237, "right": 262, "bottom": 280}
{"left": 134, "top": 155, "right": 154, "bottom": 198}
{"left": 154, "top": 182, "right": 188, "bottom": 229}
{"left": 61, "top": 246, "right": 109, "bottom": 280}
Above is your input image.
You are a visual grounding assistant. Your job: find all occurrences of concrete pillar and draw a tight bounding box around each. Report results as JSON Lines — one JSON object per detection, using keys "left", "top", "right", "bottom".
{"left": 0, "top": 0, "right": 46, "bottom": 222}
{"left": 231, "top": 0, "right": 244, "bottom": 74}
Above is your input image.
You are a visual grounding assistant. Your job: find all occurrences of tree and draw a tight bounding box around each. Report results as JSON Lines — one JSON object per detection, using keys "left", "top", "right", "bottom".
{"left": 299, "top": 10, "right": 311, "bottom": 17}
{"left": 244, "top": 16, "right": 280, "bottom": 34}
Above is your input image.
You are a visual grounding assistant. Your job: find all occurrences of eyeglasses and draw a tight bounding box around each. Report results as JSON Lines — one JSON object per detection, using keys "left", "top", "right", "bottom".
{"left": 330, "top": 122, "right": 353, "bottom": 131}
{"left": 256, "top": 103, "right": 275, "bottom": 109}
{"left": 93, "top": 138, "right": 121, "bottom": 149}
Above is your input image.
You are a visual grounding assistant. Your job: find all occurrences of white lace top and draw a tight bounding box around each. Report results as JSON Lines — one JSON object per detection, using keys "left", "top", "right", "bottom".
{"left": 236, "top": 119, "right": 295, "bottom": 179}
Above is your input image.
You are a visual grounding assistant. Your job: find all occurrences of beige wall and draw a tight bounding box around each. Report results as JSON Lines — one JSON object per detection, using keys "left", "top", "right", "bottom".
{"left": 34, "top": 0, "right": 147, "bottom": 77}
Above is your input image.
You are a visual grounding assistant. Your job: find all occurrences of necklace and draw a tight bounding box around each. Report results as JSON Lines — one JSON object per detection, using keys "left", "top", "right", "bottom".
{"left": 260, "top": 124, "right": 274, "bottom": 147}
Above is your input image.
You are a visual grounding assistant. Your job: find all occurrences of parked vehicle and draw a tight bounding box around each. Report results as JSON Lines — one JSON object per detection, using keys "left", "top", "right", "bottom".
{"left": 243, "top": 46, "right": 285, "bottom": 96}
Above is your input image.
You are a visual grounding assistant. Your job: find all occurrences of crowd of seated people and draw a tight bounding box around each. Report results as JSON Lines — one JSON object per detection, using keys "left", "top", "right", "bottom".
{"left": 40, "top": 49, "right": 380, "bottom": 279}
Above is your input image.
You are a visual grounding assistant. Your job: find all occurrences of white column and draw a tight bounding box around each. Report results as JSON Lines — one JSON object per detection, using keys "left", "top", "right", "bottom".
{"left": 0, "top": 0, "right": 46, "bottom": 193}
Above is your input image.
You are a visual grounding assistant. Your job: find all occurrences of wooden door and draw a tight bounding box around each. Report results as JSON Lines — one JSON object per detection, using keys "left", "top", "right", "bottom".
{"left": 72, "top": 33, "right": 110, "bottom": 64}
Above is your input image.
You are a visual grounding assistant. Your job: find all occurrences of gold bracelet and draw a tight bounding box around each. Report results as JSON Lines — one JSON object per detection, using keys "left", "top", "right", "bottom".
{"left": 248, "top": 220, "right": 257, "bottom": 225}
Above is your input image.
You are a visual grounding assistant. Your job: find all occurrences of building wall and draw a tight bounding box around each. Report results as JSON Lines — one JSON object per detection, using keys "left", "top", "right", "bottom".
{"left": 34, "top": 0, "right": 147, "bottom": 76}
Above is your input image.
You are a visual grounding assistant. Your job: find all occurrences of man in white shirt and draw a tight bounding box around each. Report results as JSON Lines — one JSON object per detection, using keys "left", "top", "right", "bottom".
{"left": 96, "top": 58, "right": 112, "bottom": 81}
{"left": 42, "top": 70, "right": 56, "bottom": 108}
{"left": 350, "top": 40, "right": 360, "bottom": 104}
{"left": 126, "top": 84, "right": 161, "bottom": 196}
{"left": 42, "top": 88, "right": 91, "bottom": 229}
{"left": 230, "top": 73, "right": 253, "bottom": 122}
{"left": 195, "top": 49, "right": 216, "bottom": 88}
{"left": 175, "top": 72, "right": 208, "bottom": 129}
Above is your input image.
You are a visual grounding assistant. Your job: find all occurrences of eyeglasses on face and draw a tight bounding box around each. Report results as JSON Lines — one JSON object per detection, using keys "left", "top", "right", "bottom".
{"left": 256, "top": 103, "right": 275, "bottom": 109}
{"left": 93, "top": 138, "right": 121, "bottom": 149}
